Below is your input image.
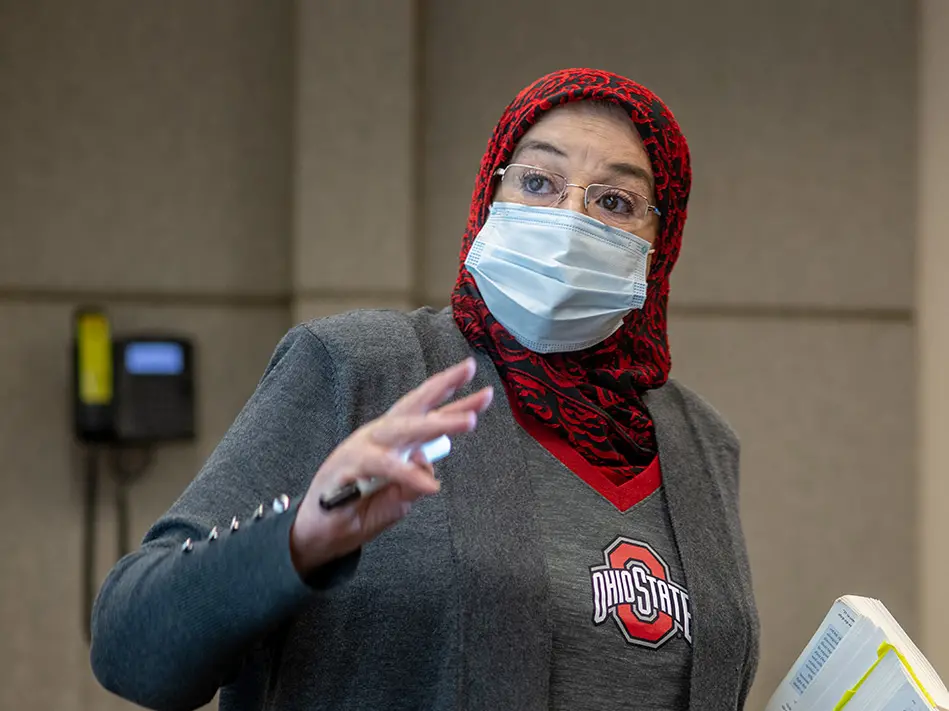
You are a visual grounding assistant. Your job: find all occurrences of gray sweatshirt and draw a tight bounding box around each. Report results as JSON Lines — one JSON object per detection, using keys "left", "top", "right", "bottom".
{"left": 90, "top": 307, "right": 759, "bottom": 710}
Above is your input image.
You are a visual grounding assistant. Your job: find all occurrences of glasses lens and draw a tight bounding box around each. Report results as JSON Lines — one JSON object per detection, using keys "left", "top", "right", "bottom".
{"left": 501, "top": 165, "right": 565, "bottom": 206}
{"left": 586, "top": 185, "right": 649, "bottom": 230}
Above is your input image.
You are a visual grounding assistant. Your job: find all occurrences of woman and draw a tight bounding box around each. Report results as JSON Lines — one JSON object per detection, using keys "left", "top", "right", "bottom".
{"left": 91, "top": 68, "right": 759, "bottom": 710}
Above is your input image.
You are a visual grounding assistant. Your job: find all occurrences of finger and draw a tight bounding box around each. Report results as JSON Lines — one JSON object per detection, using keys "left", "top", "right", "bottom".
{"left": 392, "top": 357, "right": 476, "bottom": 415}
{"left": 370, "top": 411, "right": 477, "bottom": 451}
{"left": 339, "top": 446, "right": 440, "bottom": 496}
{"left": 375, "top": 480, "right": 428, "bottom": 513}
{"left": 408, "top": 448, "right": 435, "bottom": 474}
{"left": 388, "top": 358, "right": 476, "bottom": 416}
{"left": 360, "top": 484, "right": 417, "bottom": 537}
{"left": 436, "top": 386, "right": 494, "bottom": 416}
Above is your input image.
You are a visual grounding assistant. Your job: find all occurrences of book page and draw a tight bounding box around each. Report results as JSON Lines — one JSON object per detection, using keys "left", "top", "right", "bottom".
{"left": 800, "top": 623, "right": 887, "bottom": 710}
{"left": 765, "top": 600, "right": 860, "bottom": 711}
{"left": 881, "top": 679, "right": 936, "bottom": 711}
{"left": 846, "top": 649, "right": 908, "bottom": 711}
{"left": 768, "top": 596, "right": 948, "bottom": 711}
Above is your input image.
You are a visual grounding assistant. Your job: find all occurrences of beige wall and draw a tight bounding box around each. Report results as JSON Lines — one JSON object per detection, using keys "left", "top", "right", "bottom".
{"left": 0, "top": 2, "right": 293, "bottom": 710}
{"left": 292, "top": 0, "right": 418, "bottom": 321}
{"left": 0, "top": 1, "right": 932, "bottom": 710}
{"left": 919, "top": 0, "right": 949, "bottom": 677}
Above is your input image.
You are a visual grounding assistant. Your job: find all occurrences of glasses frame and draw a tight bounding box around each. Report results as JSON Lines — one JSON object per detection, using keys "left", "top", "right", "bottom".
{"left": 495, "top": 163, "right": 661, "bottom": 221}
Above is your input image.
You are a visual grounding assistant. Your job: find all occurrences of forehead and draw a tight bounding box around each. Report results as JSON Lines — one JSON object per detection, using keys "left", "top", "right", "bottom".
{"left": 514, "top": 102, "right": 652, "bottom": 174}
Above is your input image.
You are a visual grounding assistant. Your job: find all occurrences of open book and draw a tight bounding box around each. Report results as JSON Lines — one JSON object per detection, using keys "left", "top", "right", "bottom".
{"left": 766, "top": 596, "right": 949, "bottom": 711}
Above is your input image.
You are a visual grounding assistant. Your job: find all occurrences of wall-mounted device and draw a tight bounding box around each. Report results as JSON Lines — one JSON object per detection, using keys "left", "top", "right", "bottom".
{"left": 74, "top": 310, "right": 196, "bottom": 445}
{"left": 72, "top": 307, "right": 197, "bottom": 642}
{"left": 112, "top": 337, "right": 195, "bottom": 443}
{"left": 73, "top": 309, "right": 114, "bottom": 443}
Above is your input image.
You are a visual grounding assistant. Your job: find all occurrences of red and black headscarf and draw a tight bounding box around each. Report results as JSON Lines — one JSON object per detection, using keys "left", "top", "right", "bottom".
{"left": 452, "top": 68, "right": 692, "bottom": 484}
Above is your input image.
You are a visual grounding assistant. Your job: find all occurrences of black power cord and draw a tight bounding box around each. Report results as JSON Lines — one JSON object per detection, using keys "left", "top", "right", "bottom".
{"left": 108, "top": 446, "right": 154, "bottom": 558}
{"left": 81, "top": 447, "right": 99, "bottom": 644}
{"left": 80, "top": 444, "right": 155, "bottom": 643}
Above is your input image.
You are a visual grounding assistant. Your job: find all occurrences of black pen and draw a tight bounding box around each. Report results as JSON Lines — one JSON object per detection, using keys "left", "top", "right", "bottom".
{"left": 319, "top": 435, "right": 452, "bottom": 511}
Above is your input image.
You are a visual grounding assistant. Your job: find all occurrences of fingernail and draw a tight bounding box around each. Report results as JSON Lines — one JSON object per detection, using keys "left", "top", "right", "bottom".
{"left": 401, "top": 502, "right": 412, "bottom": 516}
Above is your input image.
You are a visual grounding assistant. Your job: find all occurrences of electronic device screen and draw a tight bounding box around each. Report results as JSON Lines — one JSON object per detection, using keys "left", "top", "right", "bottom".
{"left": 124, "top": 342, "right": 185, "bottom": 376}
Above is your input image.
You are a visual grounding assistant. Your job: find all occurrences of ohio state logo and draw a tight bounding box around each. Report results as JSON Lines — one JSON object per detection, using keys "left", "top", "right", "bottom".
{"left": 589, "top": 537, "right": 693, "bottom": 648}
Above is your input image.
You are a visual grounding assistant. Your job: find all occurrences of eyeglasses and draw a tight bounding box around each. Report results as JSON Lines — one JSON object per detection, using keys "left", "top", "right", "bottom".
{"left": 494, "top": 163, "right": 661, "bottom": 232}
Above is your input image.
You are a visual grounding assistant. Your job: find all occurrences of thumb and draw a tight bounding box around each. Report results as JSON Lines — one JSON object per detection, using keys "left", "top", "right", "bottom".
{"left": 408, "top": 448, "right": 436, "bottom": 475}
{"left": 363, "top": 484, "right": 415, "bottom": 537}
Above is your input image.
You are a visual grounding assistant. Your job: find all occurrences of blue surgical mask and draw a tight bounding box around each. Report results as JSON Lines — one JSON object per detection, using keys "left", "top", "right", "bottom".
{"left": 464, "top": 202, "right": 651, "bottom": 354}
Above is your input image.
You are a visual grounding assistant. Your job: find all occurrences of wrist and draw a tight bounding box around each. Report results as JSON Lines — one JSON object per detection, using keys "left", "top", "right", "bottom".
{"left": 289, "top": 506, "right": 335, "bottom": 575}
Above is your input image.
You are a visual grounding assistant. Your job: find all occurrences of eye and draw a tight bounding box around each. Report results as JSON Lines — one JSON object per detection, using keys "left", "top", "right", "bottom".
{"left": 597, "top": 190, "right": 636, "bottom": 215}
{"left": 518, "top": 170, "right": 558, "bottom": 196}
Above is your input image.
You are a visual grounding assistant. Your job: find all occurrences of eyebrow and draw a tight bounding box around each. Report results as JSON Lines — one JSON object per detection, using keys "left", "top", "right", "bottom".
{"left": 512, "top": 139, "right": 655, "bottom": 193}
{"left": 603, "top": 161, "right": 655, "bottom": 193}
{"left": 512, "top": 139, "right": 568, "bottom": 161}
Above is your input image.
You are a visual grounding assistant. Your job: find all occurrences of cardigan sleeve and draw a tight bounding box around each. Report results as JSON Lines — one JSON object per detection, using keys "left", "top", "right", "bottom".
{"left": 90, "top": 325, "right": 357, "bottom": 711}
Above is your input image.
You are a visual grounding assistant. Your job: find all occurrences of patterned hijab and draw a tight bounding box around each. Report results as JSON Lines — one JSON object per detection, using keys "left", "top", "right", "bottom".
{"left": 451, "top": 68, "right": 692, "bottom": 484}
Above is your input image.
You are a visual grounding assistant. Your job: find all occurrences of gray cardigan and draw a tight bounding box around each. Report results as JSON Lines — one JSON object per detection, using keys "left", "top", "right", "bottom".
{"left": 90, "top": 307, "right": 759, "bottom": 711}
